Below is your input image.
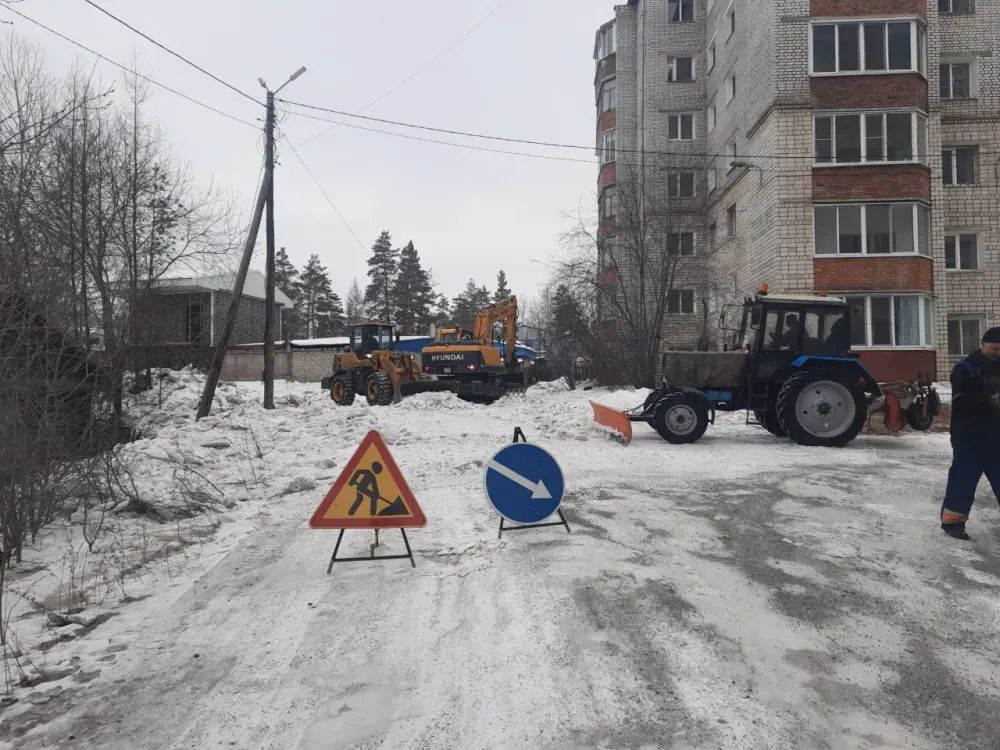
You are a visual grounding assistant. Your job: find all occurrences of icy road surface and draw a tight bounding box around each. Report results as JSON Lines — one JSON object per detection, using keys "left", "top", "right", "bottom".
{"left": 3, "top": 374, "right": 1000, "bottom": 749}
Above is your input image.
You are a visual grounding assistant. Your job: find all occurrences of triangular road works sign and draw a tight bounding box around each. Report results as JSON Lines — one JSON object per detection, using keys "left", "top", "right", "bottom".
{"left": 310, "top": 430, "right": 426, "bottom": 530}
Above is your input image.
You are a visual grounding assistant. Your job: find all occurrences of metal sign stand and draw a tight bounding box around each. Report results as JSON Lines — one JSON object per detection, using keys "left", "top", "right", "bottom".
{"left": 497, "top": 427, "right": 572, "bottom": 540}
{"left": 327, "top": 528, "right": 416, "bottom": 573}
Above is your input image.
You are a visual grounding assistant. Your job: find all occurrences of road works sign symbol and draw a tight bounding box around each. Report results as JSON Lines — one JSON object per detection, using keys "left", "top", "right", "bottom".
{"left": 484, "top": 442, "right": 565, "bottom": 525}
{"left": 310, "top": 430, "right": 426, "bottom": 529}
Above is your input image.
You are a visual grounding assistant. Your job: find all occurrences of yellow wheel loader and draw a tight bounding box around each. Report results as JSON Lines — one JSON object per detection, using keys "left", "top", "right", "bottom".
{"left": 322, "top": 323, "right": 423, "bottom": 407}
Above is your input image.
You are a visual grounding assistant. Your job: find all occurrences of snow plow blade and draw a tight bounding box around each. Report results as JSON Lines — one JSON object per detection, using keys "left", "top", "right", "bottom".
{"left": 590, "top": 401, "right": 633, "bottom": 445}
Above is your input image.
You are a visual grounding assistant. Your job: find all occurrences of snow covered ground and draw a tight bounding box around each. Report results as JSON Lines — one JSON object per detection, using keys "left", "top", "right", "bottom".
{"left": 2, "top": 372, "right": 1000, "bottom": 749}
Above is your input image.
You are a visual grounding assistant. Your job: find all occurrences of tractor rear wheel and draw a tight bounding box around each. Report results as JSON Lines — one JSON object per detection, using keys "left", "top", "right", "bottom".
{"left": 776, "top": 368, "right": 867, "bottom": 447}
{"left": 365, "top": 371, "right": 393, "bottom": 406}
{"left": 652, "top": 393, "right": 709, "bottom": 444}
{"left": 330, "top": 374, "right": 355, "bottom": 406}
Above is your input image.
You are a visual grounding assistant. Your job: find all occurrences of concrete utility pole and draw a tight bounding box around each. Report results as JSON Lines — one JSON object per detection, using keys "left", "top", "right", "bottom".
{"left": 260, "top": 66, "right": 306, "bottom": 410}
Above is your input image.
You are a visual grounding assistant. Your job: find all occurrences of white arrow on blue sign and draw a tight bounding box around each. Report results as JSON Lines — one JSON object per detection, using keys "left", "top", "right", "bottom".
{"left": 483, "top": 442, "right": 565, "bottom": 524}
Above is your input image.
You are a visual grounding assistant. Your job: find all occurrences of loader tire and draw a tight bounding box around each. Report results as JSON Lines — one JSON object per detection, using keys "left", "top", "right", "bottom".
{"left": 330, "top": 374, "right": 355, "bottom": 406}
{"left": 652, "top": 393, "right": 709, "bottom": 445}
{"left": 365, "top": 371, "right": 393, "bottom": 406}
{"left": 777, "top": 368, "right": 867, "bottom": 447}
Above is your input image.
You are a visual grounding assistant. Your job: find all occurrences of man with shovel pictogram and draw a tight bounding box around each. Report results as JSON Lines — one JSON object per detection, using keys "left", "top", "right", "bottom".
{"left": 348, "top": 462, "right": 408, "bottom": 517}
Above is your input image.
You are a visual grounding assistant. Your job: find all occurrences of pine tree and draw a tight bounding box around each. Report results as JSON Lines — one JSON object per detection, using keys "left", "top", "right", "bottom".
{"left": 363, "top": 231, "right": 398, "bottom": 323}
{"left": 450, "top": 279, "right": 493, "bottom": 330}
{"left": 391, "top": 241, "right": 435, "bottom": 334}
{"left": 344, "top": 277, "right": 363, "bottom": 327}
{"left": 295, "top": 254, "right": 344, "bottom": 339}
{"left": 494, "top": 269, "right": 512, "bottom": 303}
{"left": 274, "top": 247, "right": 300, "bottom": 340}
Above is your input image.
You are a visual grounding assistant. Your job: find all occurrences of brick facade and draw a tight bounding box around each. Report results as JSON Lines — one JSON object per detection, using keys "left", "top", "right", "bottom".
{"left": 597, "top": 0, "right": 999, "bottom": 380}
{"left": 814, "top": 257, "right": 934, "bottom": 292}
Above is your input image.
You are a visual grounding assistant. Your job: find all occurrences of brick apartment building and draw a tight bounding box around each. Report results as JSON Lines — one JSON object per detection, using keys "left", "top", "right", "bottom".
{"left": 594, "top": 0, "right": 999, "bottom": 381}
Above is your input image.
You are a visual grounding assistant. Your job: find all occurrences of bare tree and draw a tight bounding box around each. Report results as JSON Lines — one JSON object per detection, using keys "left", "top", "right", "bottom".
{"left": 554, "top": 156, "right": 715, "bottom": 387}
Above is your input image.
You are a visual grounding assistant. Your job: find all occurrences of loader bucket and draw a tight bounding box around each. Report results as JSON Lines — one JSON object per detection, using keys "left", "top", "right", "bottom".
{"left": 590, "top": 401, "right": 633, "bottom": 445}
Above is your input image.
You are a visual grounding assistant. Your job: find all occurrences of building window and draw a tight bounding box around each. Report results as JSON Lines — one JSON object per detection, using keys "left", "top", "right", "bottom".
{"left": 708, "top": 166, "right": 718, "bottom": 193}
{"left": 811, "top": 21, "right": 924, "bottom": 74}
{"left": 668, "top": 172, "right": 696, "bottom": 198}
{"left": 948, "top": 317, "right": 983, "bottom": 356}
{"left": 599, "top": 189, "right": 618, "bottom": 220}
{"left": 707, "top": 102, "right": 716, "bottom": 132}
{"left": 595, "top": 24, "right": 616, "bottom": 61}
{"left": 940, "top": 62, "right": 973, "bottom": 99}
{"left": 600, "top": 130, "right": 617, "bottom": 165}
{"left": 708, "top": 223, "right": 718, "bottom": 252}
{"left": 939, "top": 0, "right": 974, "bottom": 14}
{"left": 668, "top": 289, "right": 696, "bottom": 314}
{"left": 669, "top": 0, "right": 694, "bottom": 22}
{"left": 845, "top": 295, "right": 934, "bottom": 348}
{"left": 726, "top": 74, "right": 736, "bottom": 103}
{"left": 667, "top": 57, "right": 695, "bottom": 82}
{"left": 598, "top": 79, "right": 617, "bottom": 113}
{"left": 727, "top": 203, "right": 737, "bottom": 236}
{"left": 186, "top": 301, "right": 205, "bottom": 345}
{"left": 942, "top": 146, "right": 977, "bottom": 185}
{"left": 813, "top": 112, "right": 928, "bottom": 165}
{"left": 668, "top": 113, "right": 695, "bottom": 140}
{"left": 945, "top": 233, "right": 979, "bottom": 270}
{"left": 667, "top": 232, "right": 696, "bottom": 256}
{"left": 708, "top": 41, "right": 717, "bottom": 72}
{"left": 727, "top": 7, "right": 736, "bottom": 38}
{"left": 814, "top": 203, "right": 930, "bottom": 256}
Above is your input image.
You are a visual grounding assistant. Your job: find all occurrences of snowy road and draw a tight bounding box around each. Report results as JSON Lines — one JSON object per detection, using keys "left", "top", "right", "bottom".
{"left": 4, "top": 377, "right": 1000, "bottom": 749}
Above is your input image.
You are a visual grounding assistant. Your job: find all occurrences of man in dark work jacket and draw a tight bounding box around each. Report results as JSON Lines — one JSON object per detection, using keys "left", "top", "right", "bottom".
{"left": 940, "top": 327, "right": 1000, "bottom": 540}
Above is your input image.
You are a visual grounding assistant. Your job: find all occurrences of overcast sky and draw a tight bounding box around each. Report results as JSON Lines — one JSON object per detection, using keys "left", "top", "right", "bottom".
{"left": 3, "top": 0, "right": 614, "bottom": 302}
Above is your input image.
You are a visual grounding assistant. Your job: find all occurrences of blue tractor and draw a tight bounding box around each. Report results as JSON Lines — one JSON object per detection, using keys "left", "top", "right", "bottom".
{"left": 591, "top": 291, "right": 938, "bottom": 447}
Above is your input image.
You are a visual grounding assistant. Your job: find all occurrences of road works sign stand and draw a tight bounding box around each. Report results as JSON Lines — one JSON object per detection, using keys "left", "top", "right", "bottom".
{"left": 310, "top": 430, "right": 426, "bottom": 573}
{"left": 487, "top": 428, "right": 570, "bottom": 539}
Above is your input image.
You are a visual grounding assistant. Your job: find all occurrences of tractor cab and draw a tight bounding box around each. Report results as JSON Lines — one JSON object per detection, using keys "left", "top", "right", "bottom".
{"left": 434, "top": 327, "right": 474, "bottom": 344}
{"left": 735, "top": 292, "right": 852, "bottom": 381}
{"left": 350, "top": 323, "right": 396, "bottom": 357}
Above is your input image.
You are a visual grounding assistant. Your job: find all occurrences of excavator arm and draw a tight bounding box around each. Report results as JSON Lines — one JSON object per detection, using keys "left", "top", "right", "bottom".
{"left": 472, "top": 296, "right": 518, "bottom": 368}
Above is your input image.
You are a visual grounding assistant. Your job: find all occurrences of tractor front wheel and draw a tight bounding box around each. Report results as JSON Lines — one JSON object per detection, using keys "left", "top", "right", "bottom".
{"left": 330, "top": 374, "right": 355, "bottom": 406}
{"left": 365, "top": 371, "right": 394, "bottom": 406}
{"left": 652, "top": 393, "right": 709, "bottom": 444}
{"left": 777, "top": 369, "right": 867, "bottom": 447}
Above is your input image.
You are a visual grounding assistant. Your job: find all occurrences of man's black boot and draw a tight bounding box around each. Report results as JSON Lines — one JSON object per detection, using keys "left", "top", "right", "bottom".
{"left": 942, "top": 523, "right": 971, "bottom": 540}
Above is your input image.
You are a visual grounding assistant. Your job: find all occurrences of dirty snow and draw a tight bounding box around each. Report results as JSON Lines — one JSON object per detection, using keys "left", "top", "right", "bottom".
{"left": 2, "top": 370, "right": 999, "bottom": 749}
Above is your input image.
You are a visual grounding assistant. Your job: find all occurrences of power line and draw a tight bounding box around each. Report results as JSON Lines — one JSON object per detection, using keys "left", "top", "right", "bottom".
{"left": 287, "top": 109, "right": 597, "bottom": 164}
{"left": 79, "top": 0, "right": 260, "bottom": 105}
{"left": 297, "top": 2, "right": 511, "bottom": 148}
{"left": 4, "top": 6, "right": 258, "bottom": 129}
{"left": 281, "top": 98, "right": 996, "bottom": 165}
{"left": 279, "top": 129, "right": 369, "bottom": 253}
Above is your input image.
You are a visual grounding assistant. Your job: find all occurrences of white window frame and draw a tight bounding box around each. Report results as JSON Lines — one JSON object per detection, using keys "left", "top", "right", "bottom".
{"left": 726, "top": 74, "right": 736, "bottom": 103}
{"left": 600, "top": 130, "right": 616, "bottom": 165}
{"left": 813, "top": 111, "right": 928, "bottom": 166}
{"left": 668, "top": 0, "right": 695, "bottom": 23}
{"left": 847, "top": 294, "right": 935, "bottom": 349}
{"left": 668, "top": 113, "right": 696, "bottom": 141}
{"left": 667, "top": 56, "right": 696, "bottom": 82}
{"left": 727, "top": 203, "right": 737, "bottom": 236}
{"left": 668, "top": 172, "right": 697, "bottom": 199}
{"left": 939, "top": 0, "right": 975, "bottom": 15}
{"left": 707, "top": 101, "right": 717, "bottom": 132}
{"left": 809, "top": 19, "right": 926, "bottom": 76}
{"left": 667, "top": 231, "right": 697, "bottom": 257}
{"left": 598, "top": 79, "right": 617, "bottom": 113}
{"left": 708, "top": 38, "right": 717, "bottom": 72}
{"left": 708, "top": 167, "right": 718, "bottom": 193}
{"left": 944, "top": 232, "right": 980, "bottom": 271}
{"left": 940, "top": 60, "right": 975, "bottom": 99}
{"left": 948, "top": 316, "right": 984, "bottom": 357}
{"left": 668, "top": 289, "right": 696, "bottom": 315}
{"left": 599, "top": 189, "right": 618, "bottom": 220}
{"left": 942, "top": 146, "right": 978, "bottom": 186}
{"left": 595, "top": 24, "right": 616, "bottom": 61}
{"left": 813, "top": 202, "right": 930, "bottom": 257}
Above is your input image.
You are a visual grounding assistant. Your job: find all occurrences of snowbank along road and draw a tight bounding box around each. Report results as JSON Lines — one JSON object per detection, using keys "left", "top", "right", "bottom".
{"left": 2, "top": 371, "right": 1000, "bottom": 749}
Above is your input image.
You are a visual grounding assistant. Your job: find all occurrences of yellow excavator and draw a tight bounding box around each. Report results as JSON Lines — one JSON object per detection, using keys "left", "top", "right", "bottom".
{"left": 421, "top": 296, "right": 534, "bottom": 403}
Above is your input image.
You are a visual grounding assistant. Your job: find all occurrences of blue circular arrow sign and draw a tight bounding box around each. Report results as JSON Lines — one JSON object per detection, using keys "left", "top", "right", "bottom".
{"left": 484, "top": 443, "right": 565, "bottom": 524}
